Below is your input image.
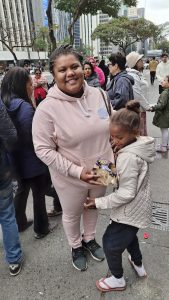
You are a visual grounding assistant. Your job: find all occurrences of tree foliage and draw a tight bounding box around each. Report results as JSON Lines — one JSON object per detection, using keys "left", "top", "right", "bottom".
{"left": 91, "top": 17, "right": 161, "bottom": 54}
{"left": 156, "top": 39, "right": 169, "bottom": 54}
{"left": 54, "top": 0, "right": 137, "bottom": 44}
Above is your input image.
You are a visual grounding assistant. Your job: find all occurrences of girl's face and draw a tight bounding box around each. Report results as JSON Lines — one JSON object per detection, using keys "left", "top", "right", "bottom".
{"left": 84, "top": 64, "right": 92, "bottom": 78}
{"left": 110, "top": 124, "right": 137, "bottom": 151}
{"left": 161, "top": 77, "right": 169, "bottom": 88}
{"left": 52, "top": 54, "right": 84, "bottom": 95}
{"left": 26, "top": 77, "right": 34, "bottom": 99}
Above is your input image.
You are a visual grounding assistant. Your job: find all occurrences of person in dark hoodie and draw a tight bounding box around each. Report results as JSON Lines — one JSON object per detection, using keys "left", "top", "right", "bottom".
{"left": 0, "top": 99, "right": 23, "bottom": 276}
{"left": 83, "top": 61, "right": 100, "bottom": 88}
{"left": 1, "top": 66, "right": 54, "bottom": 239}
{"left": 106, "top": 52, "right": 134, "bottom": 110}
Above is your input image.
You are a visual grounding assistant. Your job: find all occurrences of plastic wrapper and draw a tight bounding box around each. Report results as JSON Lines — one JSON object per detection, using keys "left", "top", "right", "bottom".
{"left": 93, "top": 159, "right": 118, "bottom": 187}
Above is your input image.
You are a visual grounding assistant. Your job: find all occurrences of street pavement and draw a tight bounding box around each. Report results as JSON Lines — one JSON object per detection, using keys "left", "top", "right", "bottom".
{"left": 1, "top": 71, "right": 169, "bottom": 300}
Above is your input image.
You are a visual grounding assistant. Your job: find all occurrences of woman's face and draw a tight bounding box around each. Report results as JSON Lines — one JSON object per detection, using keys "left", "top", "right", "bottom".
{"left": 84, "top": 64, "right": 92, "bottom": 78}
{"left": 26, "top": 77, "right": 34, "bottom": 99}
{"left": 52, "top": 54, "right": 84, "bottom": 95}
{"left": 135, "top": 59, "right": 144, "bottom": 71}
{"left": 162, "top": 76, "right": 169, "bottom": 88}
{"left": 35, "top": 70, "right": 41, "bottom": 79}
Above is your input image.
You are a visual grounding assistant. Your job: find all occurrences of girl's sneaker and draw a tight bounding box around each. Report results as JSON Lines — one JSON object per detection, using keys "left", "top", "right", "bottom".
{"left": 128, "top": 255, "right": 147, "bottom": 277}
{"left": 156, "top": 144, "right": 167, "bottom": 153}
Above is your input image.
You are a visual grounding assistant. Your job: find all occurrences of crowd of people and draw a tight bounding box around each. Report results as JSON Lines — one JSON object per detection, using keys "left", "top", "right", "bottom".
{"left": 0, "top": 45, "right": 169, "bottom": 294}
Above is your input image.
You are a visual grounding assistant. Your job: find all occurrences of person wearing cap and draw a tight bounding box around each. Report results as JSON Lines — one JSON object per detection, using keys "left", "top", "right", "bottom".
{"left": 156, "top": 53, "right": 169, "bottom": 94}
{"left": 126, "top": 51, "right": 151, "bottom": 136}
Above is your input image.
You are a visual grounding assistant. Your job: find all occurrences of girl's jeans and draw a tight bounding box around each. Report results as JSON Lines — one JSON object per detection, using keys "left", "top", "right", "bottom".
{"left": 103, "top": 221, "right": 142, "bottom": 278}
{"left": 160, "top": 128, "right": 169, "bottom": 146}
{"left": 0, "top": 182, "right": 22, "bottom": 264}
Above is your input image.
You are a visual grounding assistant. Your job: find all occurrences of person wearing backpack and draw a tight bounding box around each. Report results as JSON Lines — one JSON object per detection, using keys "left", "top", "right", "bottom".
{"left": 106, "top": 52, "right": 134, "bottom": 110}
{"left": 0, "top": 99, "right": 23, "bottom": 276}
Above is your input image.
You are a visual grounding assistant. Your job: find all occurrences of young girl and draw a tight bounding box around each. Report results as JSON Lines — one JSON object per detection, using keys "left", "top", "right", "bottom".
{"left": 151, "top": 75, "right": 169, "bottom": 153}
{"left": 85, "top": 100, "right": 155, "bottom": 292}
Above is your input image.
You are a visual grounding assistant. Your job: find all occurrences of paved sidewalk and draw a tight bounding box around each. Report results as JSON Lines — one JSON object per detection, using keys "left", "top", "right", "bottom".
{"left": 1, "top": 72, "right": 169, "bottom": 300}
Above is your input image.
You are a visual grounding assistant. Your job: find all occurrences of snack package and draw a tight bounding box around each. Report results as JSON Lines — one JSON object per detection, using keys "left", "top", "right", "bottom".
{"left": 93, "top": 159, "right": 118, "bottom": 187}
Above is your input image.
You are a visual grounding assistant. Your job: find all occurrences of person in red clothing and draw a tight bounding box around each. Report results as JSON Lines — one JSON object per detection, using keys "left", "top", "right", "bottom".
{"left": 87, "top": 57, "right": 105, "bottom": 87}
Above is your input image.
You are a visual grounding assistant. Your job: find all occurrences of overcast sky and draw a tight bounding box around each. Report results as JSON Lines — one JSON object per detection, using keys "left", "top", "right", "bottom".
{"left": 137, "top": 0, "right": 169, "bottom": 25}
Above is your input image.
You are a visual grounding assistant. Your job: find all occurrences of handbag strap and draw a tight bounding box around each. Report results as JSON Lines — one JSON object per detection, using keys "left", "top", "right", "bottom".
{"left": 99, "top": 88, "right": 111, "bottom": 117}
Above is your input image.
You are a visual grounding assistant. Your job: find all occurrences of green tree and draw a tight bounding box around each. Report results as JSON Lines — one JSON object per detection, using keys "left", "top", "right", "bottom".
{"left": 92, "top": 17, "right": 161, "bottom": 54}
{"left": 156, "top": 39, "right": 169, "bottom": 54}
{"left": 54, "top": 0, "right": 137, "bottom": 45}
{"left": 77, "top": 44, "right": 94, "bottom": 56}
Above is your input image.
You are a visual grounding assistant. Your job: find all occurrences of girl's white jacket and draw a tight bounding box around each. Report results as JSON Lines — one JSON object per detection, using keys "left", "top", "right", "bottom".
{"left": 95, "top": 136, "right": 155, "bottom": 228}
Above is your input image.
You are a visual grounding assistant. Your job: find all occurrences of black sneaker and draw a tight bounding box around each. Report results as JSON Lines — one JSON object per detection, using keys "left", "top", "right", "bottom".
{"left": 72, "top": 246, "right": 87, "bottom": 271}
{"left": 9, "top": 256, "right": 24, "bottom": 276}
{"left": 82, "top": 239, "right": 105, "bottom": 261}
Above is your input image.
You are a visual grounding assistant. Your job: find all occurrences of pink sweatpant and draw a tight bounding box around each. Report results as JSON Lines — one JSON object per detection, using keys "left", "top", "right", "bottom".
{"left": 52, "top": 174, "right": 106, "bottom": 249}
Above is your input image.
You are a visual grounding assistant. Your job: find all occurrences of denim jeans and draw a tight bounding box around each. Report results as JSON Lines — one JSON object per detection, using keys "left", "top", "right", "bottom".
{"left": 103, "top": 221, "right": 142, "bottom": 278}
{"left": 0, "top": 182, "right": 22, "bottom": 264}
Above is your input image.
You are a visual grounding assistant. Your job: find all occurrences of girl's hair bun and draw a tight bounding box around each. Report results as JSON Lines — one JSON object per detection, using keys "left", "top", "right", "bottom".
{"left": 126, "top": 100, "right": 140, "bottom": 114}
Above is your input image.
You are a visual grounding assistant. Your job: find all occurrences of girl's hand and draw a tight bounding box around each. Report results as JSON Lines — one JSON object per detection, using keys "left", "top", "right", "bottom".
{"left": 84, "top": 197, "right": 96, "bottom": 209}
{"left": 80, "top": 168, "right": 101, "bottom": 185}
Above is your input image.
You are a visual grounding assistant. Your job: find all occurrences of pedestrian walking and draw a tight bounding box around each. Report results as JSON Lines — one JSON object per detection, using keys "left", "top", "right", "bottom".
{"left": 126, "top": 51, "right": 151, "bottom": 136}
{"left": 0, "top": 99, "right": 23, "bottom": 276}
{"left": 106, "top": 52, "right": 134, "bottom": 110}
{"left": 1, "top": 67, "right": 52, "bottom": 239}
{"left": 85, "top": 100, "right": 155, "bottom": 292}
{"left": 151, "top": 75, "right": 169, "bottom": 153}
{"left": 156, "top": 53, "right": 169, "bottom": 94}
{"left": 148, "top": 57, "right": 158, "bottom": 85}
{"left": 32, "top": 44, "right": 113, "bottom": 271}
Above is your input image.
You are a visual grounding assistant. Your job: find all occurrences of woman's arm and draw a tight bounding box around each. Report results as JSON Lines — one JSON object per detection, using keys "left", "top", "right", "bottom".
{"left": 132, "top": 74, "right": 150, "bottom": 110}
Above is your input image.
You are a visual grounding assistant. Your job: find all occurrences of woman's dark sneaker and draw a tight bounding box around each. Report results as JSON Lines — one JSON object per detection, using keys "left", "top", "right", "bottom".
{"left": 82, "top": 239, "right": 105, "bottom": 261}
{"left": 9, "top": 256, "right": 24, "bottom": 276}
{"left": 72, "top": 246, "right": 87, "bottom": 271}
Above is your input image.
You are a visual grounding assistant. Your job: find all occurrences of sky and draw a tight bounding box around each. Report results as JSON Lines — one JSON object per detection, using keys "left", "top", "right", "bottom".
{"left": 137, "top": 0, "right": 169, "bottom": 25}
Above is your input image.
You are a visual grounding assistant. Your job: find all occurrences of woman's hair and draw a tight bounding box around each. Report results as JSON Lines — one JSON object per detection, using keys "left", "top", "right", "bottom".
{"left": 1, "top": 66, "right": 31, "bottom": 107}
{"left": 109, "top": 52, "right": 126, "bottom": 71}
{"left": 110, "top": 100, "right": 140, "bottom": 132}
{"left": 49, "top": 44, "right": 83, "bottom": 74}
{"left": 83, "top": 61, "right": 95, "bottom": 75}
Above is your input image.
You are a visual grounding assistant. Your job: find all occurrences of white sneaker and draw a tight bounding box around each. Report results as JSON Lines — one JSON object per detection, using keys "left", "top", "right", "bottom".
{"left": 96, "top": 275, "right": 126, "bottom": 292}
{"left": 128, "top": 255, "right": 147, "bottom": 277}
{"left": 156, "top": 144, "right": 167, "bottom": 153}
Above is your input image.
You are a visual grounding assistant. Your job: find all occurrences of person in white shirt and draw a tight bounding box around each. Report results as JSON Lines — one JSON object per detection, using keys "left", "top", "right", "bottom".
{"left": 156, "top": 53, "right": 169, "bottom": 94}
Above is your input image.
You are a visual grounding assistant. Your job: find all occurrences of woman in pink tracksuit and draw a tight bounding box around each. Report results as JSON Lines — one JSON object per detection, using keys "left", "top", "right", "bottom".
{"left": 32, "top": 45, "right": 113, "bottom": 271}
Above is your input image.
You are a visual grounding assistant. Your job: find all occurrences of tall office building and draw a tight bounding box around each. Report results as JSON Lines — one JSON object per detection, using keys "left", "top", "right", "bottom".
{"left": 0, "top": 0, "right": 47, "bottom": 62}
{"left": 0, "top": 0, "right": 32, "bottom": 52}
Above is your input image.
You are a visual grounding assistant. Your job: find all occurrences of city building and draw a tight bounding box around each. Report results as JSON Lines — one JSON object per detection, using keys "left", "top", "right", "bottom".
{"left": 0, "top": 0, "right": 47, "bottom": 65}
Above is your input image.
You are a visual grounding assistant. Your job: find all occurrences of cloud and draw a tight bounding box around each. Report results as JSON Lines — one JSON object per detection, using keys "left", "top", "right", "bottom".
{"left": 146, "top": 0, "right": 169, "bottom": 10}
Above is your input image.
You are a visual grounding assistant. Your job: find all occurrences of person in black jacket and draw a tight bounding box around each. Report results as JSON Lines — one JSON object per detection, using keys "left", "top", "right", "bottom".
{"left": 0, "top": 99, "right": 23, "bottom": 276}
{"left": 1, "top": 67, "right": 56, "bottom": 239}
{"left": 107, "top": 52, "right": 134, "bottom": 110}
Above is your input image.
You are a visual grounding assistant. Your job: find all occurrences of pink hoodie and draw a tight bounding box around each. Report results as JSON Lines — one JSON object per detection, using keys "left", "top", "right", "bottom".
{"left": 32, "top": 82, "right": 113, "bottom": 186}
{"left": 94, "top": 66, "right": 105, "bottom": 86}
